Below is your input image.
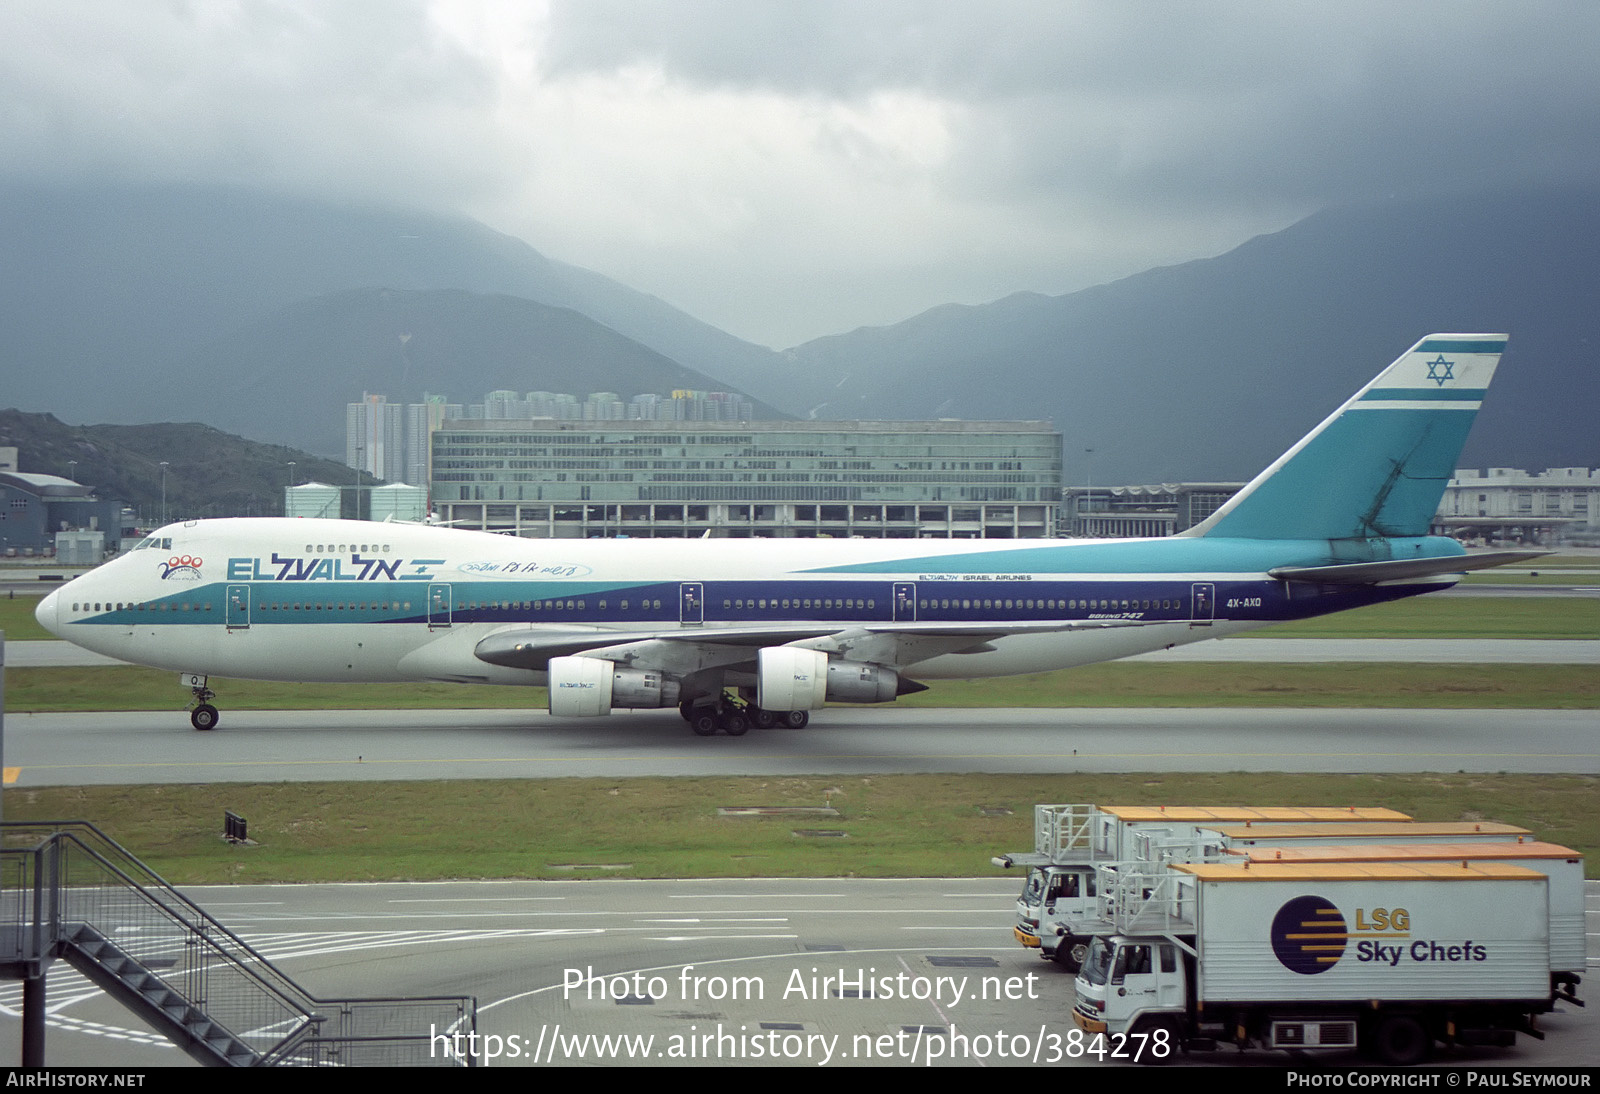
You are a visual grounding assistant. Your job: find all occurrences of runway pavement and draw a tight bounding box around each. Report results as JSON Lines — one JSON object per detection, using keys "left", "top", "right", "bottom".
{"left": 5, "top": 704, "right": 1596, "bottom": 784}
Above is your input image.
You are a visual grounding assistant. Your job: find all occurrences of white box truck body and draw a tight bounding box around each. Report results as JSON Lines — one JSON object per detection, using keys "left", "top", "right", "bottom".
{"left": 1071, "top": 861, "right": 1552, "bottom": 1065}
{"left": 1224, "top": 841, "right": 1584, "bottom": 1003}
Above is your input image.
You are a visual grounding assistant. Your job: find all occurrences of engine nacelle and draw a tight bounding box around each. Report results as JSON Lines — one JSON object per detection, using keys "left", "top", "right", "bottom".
{"left": 612, "top": 667, "right": 680, "bottom": 710}
{"left": 547, "top": 656, "right": 680, "bottom": 717}
{"left": 757, "top": 647, "right": 828, "bottom": 711}
{"left": 825, "top": 659, "right": 900, "bottom": 704}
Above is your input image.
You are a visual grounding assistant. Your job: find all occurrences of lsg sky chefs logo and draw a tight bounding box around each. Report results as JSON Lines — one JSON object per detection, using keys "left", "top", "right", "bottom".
{"left": 1271, "top": 895, "right": 1488, "bottom": 973}
{"left": 1271, "top": 895, "right": 1350, "bottom": 974}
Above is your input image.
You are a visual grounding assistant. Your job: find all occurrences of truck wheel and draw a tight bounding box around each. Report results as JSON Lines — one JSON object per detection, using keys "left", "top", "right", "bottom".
{"left": 1053, "top": 938, "right": 1087, "bottom": 972}
{"left": 1370, "top": 1015, "right": 1430, "bottom": 1066}
{"left": 1133, "top": 1018, "right": 1182, "bottom": 1065}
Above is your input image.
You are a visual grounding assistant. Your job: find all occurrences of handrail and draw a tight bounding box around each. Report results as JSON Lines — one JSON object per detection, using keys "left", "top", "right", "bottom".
{"left": 1, "top": 821, "right": 475, "bottom": 1067}
{"left": 7, "top": 825, "right": 319, "bottom": 1018}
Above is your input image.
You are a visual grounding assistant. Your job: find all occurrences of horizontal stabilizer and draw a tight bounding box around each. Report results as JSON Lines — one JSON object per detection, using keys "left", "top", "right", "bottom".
{"left": 1268, "top": 550, "right": 1548, "bottom": 585}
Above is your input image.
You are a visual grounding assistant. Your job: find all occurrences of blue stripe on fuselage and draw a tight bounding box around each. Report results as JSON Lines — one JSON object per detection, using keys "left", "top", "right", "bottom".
{"left": 70, "top": 543, "right": 1454, "bottom": 630}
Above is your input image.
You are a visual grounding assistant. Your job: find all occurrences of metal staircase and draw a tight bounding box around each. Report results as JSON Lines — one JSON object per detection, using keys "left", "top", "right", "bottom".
{"left": 1, "top": 821, "right": 475, "bottom": 1067}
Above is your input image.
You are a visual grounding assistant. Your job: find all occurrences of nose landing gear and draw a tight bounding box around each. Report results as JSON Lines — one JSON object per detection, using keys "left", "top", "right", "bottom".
{"left": 187, "top": 678, "right": 220, "bottom": 731}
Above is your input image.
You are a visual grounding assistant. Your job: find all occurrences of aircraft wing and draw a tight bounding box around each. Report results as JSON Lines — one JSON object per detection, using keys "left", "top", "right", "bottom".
{"left": 473, "top": 618, "right": 1149, "bottom": 675}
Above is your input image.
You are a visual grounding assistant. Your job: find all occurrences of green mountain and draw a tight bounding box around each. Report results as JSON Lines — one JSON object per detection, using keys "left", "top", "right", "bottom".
{"left": 0, "top": 410, "right": 373, "bottom": 523}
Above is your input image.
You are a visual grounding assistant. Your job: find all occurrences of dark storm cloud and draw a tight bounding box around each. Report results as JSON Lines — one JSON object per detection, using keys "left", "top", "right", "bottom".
{"left": 544, "top": 0, "right": 1600, "bottom": 210}
{"left": 3, "top": 1, "right": 1597, "bottom": 344}
{"left": 1, "top": 1, "right": 500, "bottom": 203}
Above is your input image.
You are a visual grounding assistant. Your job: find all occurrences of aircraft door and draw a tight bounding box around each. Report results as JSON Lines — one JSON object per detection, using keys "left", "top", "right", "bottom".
{"left": 428, "top": 583, "right": 453, "bottom": 629}
{"left": 893, "top": 582, "right": 916, "bottom": 621}
{"left": 1190, "top": 582, "right": 1214, "bottom": 626}
{"left": 680, "top": 582, "right": 704, "bottom": 625}
{"left": 226, "top": 585, "right": 251, "bottom": 630}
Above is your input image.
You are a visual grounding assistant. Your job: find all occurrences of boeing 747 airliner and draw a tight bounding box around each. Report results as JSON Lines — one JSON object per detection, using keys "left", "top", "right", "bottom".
{"left": 37, "top": 334, "right": 1532, "bottom": 735}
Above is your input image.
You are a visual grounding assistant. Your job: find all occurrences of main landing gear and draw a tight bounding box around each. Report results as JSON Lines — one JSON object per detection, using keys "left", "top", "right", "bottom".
{"left": 679, "top": 696, "right": 810, "bottom": 737}
{"left": 188, "top": 681, "right": 220, "bottom": 731}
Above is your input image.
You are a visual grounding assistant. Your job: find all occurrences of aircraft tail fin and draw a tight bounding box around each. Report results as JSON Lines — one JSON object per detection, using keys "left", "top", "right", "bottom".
{"left": 1185, "top": 334, "right": 1506, "bottom": 541}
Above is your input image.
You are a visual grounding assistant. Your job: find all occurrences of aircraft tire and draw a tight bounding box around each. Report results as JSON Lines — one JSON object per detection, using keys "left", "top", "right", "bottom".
{"left": 781, "top": 710, "right": 810, "bottom": 729}
{"left": 750, "top": 707, "right": 777, "bottom": 729}
{"left": 191, "top": 704, "right": 220, "bottom": 731}
{"left": 690, "top": 712, "right": 719, "bottom": 736}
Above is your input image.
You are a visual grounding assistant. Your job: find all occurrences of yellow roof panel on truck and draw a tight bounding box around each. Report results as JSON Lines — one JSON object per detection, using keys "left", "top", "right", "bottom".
{"left": 1098, "top": 806, "right": 1410, "bottom": 824}
{"left": 1206, "top": 821, "right": 1530, "bottom": 840}
{"left": 1174, "top": 861, "right": 1545, "bottom": 883}
{"left": 1228, "top": 841, "right": 1580, "bottom": 865}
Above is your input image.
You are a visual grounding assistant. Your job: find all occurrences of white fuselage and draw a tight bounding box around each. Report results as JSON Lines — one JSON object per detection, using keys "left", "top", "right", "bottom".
{"left": 39, "top": 517, "right": 1293, "bottom": 688}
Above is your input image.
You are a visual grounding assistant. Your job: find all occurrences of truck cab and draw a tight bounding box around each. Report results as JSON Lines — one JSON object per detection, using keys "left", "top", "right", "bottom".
{"left": 1072, "top": 935, "right": 1187, "bottom": 1043}
{"left": 1013, "top": 863, "right": 1100, "bottom": 969}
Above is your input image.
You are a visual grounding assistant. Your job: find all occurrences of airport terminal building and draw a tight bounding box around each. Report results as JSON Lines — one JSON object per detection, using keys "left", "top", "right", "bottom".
{"left": 1434, "top": 466, "right": 1600, "bottom": 544}
{"left": 0, "top": 461, "right": 126, "bottom": 556}
{"left": 1062, "top": 482, "right": 1244, "bottom": 538}
{"left": 429, "top": 419, "right": 1062, "bottom": 538}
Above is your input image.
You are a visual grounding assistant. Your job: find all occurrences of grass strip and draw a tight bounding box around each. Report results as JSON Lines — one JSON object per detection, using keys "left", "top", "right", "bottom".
{"left": 8, "top": 662, "right": 1598, "bottom": 712}
{"left": 7, "top": 773, "right": 1595, "bottom": 884}
{"left": 0, "top": 595, "right": 54, "bottom": 641}
{"left": 1247, "top": 596, "right": 1597, "bottom": 639}
{"left": 1461, "top": 573, "right": 1600, "bottom": 585}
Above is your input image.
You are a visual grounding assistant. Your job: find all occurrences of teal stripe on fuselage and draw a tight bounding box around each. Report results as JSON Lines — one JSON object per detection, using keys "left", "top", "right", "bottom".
{"left": 803, "top": 535, "right": 1464, "bottom": 576}
{"left": 75, "top": 579, "right": 652, "bottom": 626}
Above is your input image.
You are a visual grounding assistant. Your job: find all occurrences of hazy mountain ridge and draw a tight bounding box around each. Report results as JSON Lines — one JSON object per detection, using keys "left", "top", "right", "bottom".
{"left": 1, "top": 179, "right": 1593, "bottom": 483}
{"left": 190, "top": 287, "right": 788, "bottom": 455}
{"left": 780, "top": 184, "right": 1599, "bottom": 481}
{"left": 0, "top": 181, "right": 783, "bottom": 442}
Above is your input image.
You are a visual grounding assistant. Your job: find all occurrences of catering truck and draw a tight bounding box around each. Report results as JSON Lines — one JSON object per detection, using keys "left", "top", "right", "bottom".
{"left": 1071, "top": 860, "right": 1555, "bottom": 1065}
{"left": 994, "top": 804, "right": 1409, "bottom": 970}
{"left": 1224, "top": 841, "right": 1585, "bottom": 1006}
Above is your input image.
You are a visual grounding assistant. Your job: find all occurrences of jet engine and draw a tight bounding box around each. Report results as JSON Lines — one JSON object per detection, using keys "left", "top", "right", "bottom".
{"left": 756, "top": 647, "right": 828, "bottom": 711}
{"left": 757, "top": 647, "right": 901, "bottom": 708}
{"left": 824, "top": 659, "right": 901, "bottom": 703}
{"left": 546, "top": 655, "right": 681, "bottom": 717}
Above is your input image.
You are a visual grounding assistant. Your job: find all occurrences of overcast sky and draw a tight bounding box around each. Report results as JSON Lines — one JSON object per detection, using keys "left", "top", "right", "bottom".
{"left": 4, "top": 1, "right": 1597, "bottom": 348}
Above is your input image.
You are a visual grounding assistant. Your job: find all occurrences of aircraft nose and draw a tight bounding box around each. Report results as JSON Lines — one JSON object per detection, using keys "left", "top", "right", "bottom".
{"left": 35, "top": 587, "right": 61, "bottom": 637}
